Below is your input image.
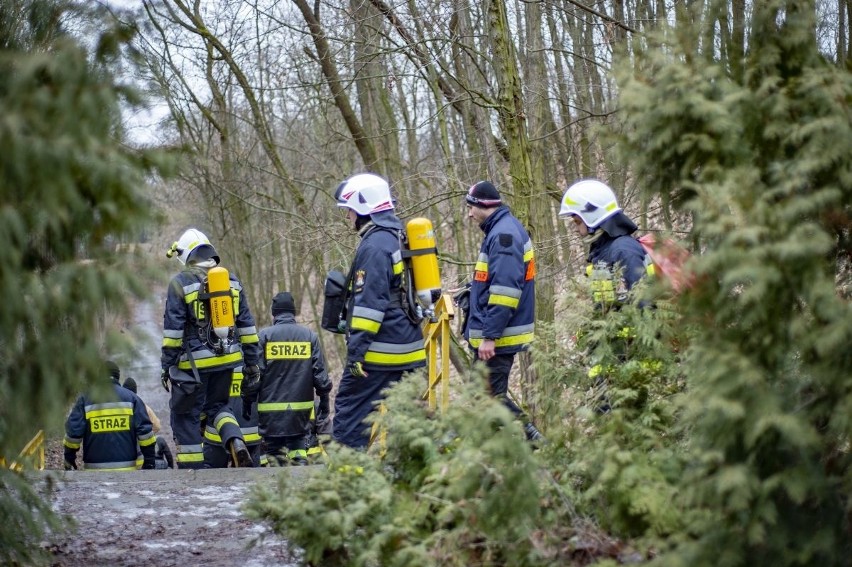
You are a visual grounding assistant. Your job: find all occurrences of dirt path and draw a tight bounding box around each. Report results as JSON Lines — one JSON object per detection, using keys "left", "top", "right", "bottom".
{"left": 38, "top": 468, "right": 309, "bottom": 566}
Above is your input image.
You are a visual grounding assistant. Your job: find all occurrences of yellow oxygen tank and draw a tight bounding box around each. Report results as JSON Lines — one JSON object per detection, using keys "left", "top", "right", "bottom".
{"left": 405, "top": 217, "right": 442, "bottom": 310}
{"left": 207, "top": 266, "right": 235, "bottom": 340}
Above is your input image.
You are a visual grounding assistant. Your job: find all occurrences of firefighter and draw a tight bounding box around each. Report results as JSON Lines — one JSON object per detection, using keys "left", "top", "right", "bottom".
{"left": 242, "top": 291, "right": 332, "bottom": 464}
{"left": 558, "top": 179, "right": 653, "bottom": 309}
{"left": 332, "top": 173, "right": 427, "bottom": 448}
{"left": 202, "top": 366, "right": 263, "bottom": 467}
{"left": 559, "top": 179, "right": 656, "bottom": 413}
{"left": 160, "top": 228, "right": 261, "bottom": 468}
{"left": 63, "top": 361, "right": 156, "bottom": 471}
{"left": 464, "top": 181, "right": 544, "bottom": 442}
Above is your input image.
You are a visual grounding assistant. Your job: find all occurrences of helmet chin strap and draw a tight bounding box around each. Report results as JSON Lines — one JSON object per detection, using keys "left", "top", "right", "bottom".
{"left": 354, "top": 213, "right": 371, "bottom": 230}
{"left": 582, "top": 229, "right": 604, "bottom": 249}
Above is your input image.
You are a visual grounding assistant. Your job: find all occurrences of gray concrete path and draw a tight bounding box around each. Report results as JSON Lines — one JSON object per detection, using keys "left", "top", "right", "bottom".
{"left": 36, "top": 467, "right": 316, "bottom": 566}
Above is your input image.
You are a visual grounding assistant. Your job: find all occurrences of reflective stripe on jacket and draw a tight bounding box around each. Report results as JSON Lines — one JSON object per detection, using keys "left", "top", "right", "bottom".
{"left": 63, "top": 381, "right": 155, "bottom": 471}
{"left": 345, "top": 220, "right": 426, "bottom": 371}
{"left": 161, "top": 266, "right": 261, "bottom": 372}
{"left": 465, "top": 206, "right": 536, "bottom": 354}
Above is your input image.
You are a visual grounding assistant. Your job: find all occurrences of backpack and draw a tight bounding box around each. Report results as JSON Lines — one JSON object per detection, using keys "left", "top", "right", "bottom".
{"left": 321, "top": 228, "right": 424, "bottom": 334}
{"left": 637, "top": 233, "right": 693, "bottom": 293}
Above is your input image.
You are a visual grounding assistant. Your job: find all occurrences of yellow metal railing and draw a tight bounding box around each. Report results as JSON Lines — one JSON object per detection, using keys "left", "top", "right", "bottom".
{"left": 0, "top": 430, "right": 46, "bottom": 472}
{"left": 369, "top": 293, "right": 455, "bottom": 451}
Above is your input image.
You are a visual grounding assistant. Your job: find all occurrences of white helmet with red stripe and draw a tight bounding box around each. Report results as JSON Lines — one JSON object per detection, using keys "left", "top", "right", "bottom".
{"left": 335, "top": 173, "right": 394, "bottom": 216}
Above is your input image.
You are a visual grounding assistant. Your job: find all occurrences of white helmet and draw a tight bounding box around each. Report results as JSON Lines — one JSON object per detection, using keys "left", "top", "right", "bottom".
{"left": 335, "top": 173, "right": 394, "bottom": 216}
{"left": 167, "top": 228, "right": 219, "bottom": 265}
{"left": 559, "top": 179, "right": 622, "bottom": 228}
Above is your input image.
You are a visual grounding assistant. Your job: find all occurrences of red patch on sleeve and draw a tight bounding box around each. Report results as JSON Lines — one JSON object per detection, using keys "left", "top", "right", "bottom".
{"left": 525, "top": 258, "right": 536, "bottom": 281}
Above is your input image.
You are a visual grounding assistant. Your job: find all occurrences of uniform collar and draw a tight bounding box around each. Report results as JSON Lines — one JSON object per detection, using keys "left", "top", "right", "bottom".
{"left": 479, "top": 205, "right": 509, "bottom": 232}
{"left": 358, "top": 220, "right": 375, "bottom": 238}
{"left": 273, "top": 312, "right": 297, "bottom": 324}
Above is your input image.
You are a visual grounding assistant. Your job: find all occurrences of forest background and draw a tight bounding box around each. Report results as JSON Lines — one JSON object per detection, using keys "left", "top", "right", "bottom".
{"left": 1, "top": 0, "right": 851, "bottom": 565}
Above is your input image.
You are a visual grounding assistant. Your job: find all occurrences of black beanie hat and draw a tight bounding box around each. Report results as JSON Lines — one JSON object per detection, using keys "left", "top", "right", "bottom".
{"left": 465, "top": 180, "right": 502, "bottom": 208}
{"left": 123, "top": 377, "right": 137, "bottom": 393}
{"left": 106, "top": 360, "right": 120, "bottom": 381}
{"left": 271, "top": 292, "right": 297, "bottom": 315}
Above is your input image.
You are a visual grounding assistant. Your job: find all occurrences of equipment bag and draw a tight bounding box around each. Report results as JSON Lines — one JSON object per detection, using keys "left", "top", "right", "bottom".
{"left": 321, "top": 270, "right": 349, "bottom": 333}
{"left": 168, "top": 366, "right": 201, "bottom": 413}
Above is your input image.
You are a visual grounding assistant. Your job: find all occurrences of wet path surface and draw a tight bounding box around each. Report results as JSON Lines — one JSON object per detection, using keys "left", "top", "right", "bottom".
{"left": 37, "top": 468, "right": 312, "bottom": 566}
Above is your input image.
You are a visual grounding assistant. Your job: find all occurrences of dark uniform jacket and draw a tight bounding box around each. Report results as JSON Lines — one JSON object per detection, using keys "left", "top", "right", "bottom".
{"left": 345, "top": 216, "right": 426, "bottom": 371}
{"left": 465, "top": 206, "right": 536, "bottom": 355}
{"left": 63, "top": 380, "right": 156, "bottom": 471}
{"left": 161, "top": 266, "right": 261, "bottom": 373}
{"left": 256, "top": 313, "right": 332, "bottom": 438}
{"left": 585, "top": 213, "right": 653, "bottom": 307}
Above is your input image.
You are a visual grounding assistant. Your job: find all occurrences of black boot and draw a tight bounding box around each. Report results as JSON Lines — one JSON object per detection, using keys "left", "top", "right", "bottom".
{"left": 228, "top": 438, "right": 254, "bottom": 467}
{"left": 523, "top": 422, "right": 546, "bottom": 444}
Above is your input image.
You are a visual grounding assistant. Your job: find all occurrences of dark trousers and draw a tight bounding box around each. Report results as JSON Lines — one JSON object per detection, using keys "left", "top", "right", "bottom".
{"left": 171, "top": 381, "right": 205, "bottom": 469}
{"left": 264, "top": 435, "right": 308, "bottom": 465}
{"left": 332, "top": 367, "right": 403, "bottom": 449}
{"left": 171, "top": 367, "right": 241, "bottom": 468}
{"left": 475, "top": 352, "right": 524, "bottom": 418}
{"left": 202, "top": 442, "right": 261, "bottom": 468}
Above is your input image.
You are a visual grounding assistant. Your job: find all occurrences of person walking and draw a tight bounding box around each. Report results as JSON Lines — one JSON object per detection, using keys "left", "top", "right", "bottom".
{"left": 63, "top": 361, "right": 156, "bottom": 471}
{"left": 331, "top": 173, "right": 427, "bottom": 448}
{"left": 463, "top": 180, "right": 543, "bottom": 442}
{"left": 160, "top": 228, "right": 261, "bottom": 468}
{"left": 558, "top": 179, "right": 656, "bottom": 413}
{"left": 242, "top": 292, "right": 331, "bottom": 465}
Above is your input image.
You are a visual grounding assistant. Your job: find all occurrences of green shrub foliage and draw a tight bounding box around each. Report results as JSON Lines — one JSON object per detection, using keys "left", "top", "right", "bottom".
{"left": 534, "top": 298, "right": 691, "bottom": 544}
{"left": 615, "top": 0, "right": 852, "bottom": 564}
{"left": 246, "top": 371, "right": 618, "bottom": 566}
{"left": 0, "top": 1, "right": 169, "bottom": 564}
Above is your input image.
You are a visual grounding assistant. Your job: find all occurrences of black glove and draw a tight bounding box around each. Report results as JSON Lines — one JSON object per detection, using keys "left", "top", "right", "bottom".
{"left": 63, "top": 449, "right": 77, "bottom": 470}
{"left": 142, "top": 458, "right": 155, "bottom": 470}
{"left": 160, "top": 368, "right": 170, "bottom": 392}
{"left": 316, "top": 395, "right": 330, "bottom": 424}
{"left": 241, "top": 365, "right": 261, "bottom": 395}
{"left": 241, "top": 365, "right": 261, "bottom": 421}
{"left": 347, "top": 361, "right": 368, "bottom": 378}
{"left": 241, "top": 366, "right": 261, "bottom": 399}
